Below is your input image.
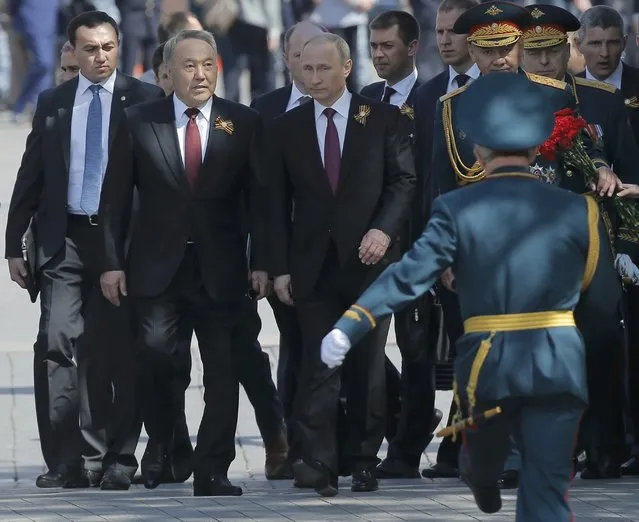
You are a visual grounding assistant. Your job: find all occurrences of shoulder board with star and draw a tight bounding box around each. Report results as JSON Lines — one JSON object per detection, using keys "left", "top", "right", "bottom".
{"left": 526, "top": 72, "right": 568, "bottom": 90}
{"left": 573, "top": 76, "right": 618, "bottom": 94}
{"left": 439, "top": 84, "right": 469, "bottom": 103}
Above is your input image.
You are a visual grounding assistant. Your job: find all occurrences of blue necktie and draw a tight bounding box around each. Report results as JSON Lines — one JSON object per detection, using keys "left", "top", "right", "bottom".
{"left": 81, "top": 84, "right": 103, "bottom": 215}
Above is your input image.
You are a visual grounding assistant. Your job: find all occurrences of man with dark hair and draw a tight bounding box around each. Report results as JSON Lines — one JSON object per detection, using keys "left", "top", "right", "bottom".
{"left": 360, "top": 9, "right": 442, "bottom": 480}
{"left": 5, "top": 10, "right": 163, "bottom": 490}
{"left": 406, "top": 0, "right": 479, "bottom": 481}
{"left": 574, "top": 4, "right": 639, "bottom": 477}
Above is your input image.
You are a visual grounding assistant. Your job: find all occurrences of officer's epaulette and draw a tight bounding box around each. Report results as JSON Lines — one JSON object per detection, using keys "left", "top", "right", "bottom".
{"left": 439, "top": 84, "right": 469, "bottom": 103}
{"left": 573, "top": 76, "right": 617, "bottom": 94}
{"left": 526, "top": 72, "right": 568, "bottom": 90}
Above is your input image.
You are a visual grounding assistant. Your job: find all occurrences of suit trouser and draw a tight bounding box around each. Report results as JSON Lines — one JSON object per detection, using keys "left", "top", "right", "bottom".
{"left": 293, "top": 247, "right": 390, "bottom": 475}
{"left": 134, "top": 246, "right": 242, "bottom": 476}
{"left": 36, "top": 219, "right": 137, "bottom": 475}
{"left": 269, "top": 294, "right": 303, "bottom": 453}
{"left": 436, "top": 286, "right": 465, "bottom": 467}
{"left": 463, "top": 400, "right": 583, "bottom": 522}
{"left": 626, "top": 286, "right": 639, "bottom": 453}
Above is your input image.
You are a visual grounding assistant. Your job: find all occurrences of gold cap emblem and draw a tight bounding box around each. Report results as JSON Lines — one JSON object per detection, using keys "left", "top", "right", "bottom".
{"left": 485, "top": 5, "right": 503, "bottom": 16}
{"left": 530, "top": 7, "right": 544, "bottom": 19}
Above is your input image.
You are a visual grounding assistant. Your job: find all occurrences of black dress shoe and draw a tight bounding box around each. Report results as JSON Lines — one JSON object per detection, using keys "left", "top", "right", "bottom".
{"left": 376, "top": 458, "right": 420, "bottom": 479}
{"left": 63, "top": 470, "right": 102, "bottom": 489}
{"left": 101, "top": 464, "right": 132, "bottom": 491}
{"left": 36, "top": 471, "right": 67, "bottom": 488}
{"left": 141, "top": 442, "right": 167, "bottom": 489}
{"left": 160, "top": 440, "right": 193, "bottom": 484}
{"left": 421, "top": 462, "right": 459, "bottom": 478}
{"left": 621, "top": 456, "right": 639, "bottom": 476}
{"left": 351, "top": 469, "right": 378, "bottom": 492}
{"left": 497, "top": 469, "right": 519, "bottom": 490}
{"left": 293, "top": 459, "right": 338, "bottom": 497}
{"left": 581, "top": 453, "right": 621, "bottom": 479}
{"left": 193, "top": 474, "right": 243, "bottom": 496}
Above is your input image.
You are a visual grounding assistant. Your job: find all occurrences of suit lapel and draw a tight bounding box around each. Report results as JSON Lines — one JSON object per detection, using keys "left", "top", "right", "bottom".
{"left": 277, "top": 85, "right": 292, "bottom": 115}
{"left": 58, "top": 77, "right": 78, "bottom": 173}
{"left": 338, "top": 95, "right": 367, "bottom": 189}
{"left": 109, "top": 73, "right": 131, "bottom": 152}
{"left": 198, "top": 97, "right": 228, "bottom": 185}
{"left": 300, "top": 103, "right": 332, "bottom": 197}
{"left": 150, "top": 96, "right": 188, "bottom": 190}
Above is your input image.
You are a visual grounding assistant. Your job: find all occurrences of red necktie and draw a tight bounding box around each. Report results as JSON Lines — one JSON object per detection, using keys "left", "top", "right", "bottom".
{"left": 184, "top": 108, "right": 201, "bottom": 189}
{"left": 323, "top": 108, "right": 340, "bottom": 194}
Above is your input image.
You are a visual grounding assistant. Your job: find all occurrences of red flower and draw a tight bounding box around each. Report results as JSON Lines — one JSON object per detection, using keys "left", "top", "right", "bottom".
{"left": 539, "top": 109, "right": 586, "bottom": 161}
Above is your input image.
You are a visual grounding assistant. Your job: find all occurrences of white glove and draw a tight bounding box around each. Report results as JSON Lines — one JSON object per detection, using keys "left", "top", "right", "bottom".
{"left": 615, "top": 254, "right": 639, "bottom": 285}
{"left": 321, "top": 329, "right": 352, "bottom": 369}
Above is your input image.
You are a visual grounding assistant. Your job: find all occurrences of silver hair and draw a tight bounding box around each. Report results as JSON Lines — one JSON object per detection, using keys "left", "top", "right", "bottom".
{"left": 61, "top": 40, "right": 73, "bottom": 54}
{"left": 577, "top": 6, "right": 626, "bottom": 42}
{"left": 163, "top": 29, "right": 217, "bottom": 65}
{"left": 303, "top": 33, "right": 351, "bottom": 63}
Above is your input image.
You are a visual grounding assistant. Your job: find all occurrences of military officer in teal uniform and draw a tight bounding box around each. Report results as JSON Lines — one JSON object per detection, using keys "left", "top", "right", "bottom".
{"left": 430, "top": 1, "right": 619, "bottom": 198}
{"left": 522, "top": 3, "right": 632, "bottom": 480}
{"left": 320, "top": 72, "right": 615, "bottom": 522}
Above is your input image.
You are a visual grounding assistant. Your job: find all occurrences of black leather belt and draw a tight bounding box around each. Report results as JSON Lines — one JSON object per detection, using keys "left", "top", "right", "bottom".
{"left": 68, "top": 214, "right": 99, "bottom": 226}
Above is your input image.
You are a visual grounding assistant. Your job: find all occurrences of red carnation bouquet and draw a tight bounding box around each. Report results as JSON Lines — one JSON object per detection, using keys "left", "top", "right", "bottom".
{"left": 539, "top": 108, "right": 639, "bottom": 234}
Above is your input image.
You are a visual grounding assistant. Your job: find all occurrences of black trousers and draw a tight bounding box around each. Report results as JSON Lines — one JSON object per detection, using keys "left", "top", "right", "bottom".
{"left": 134, "top": 246, "right": 242, "bottom": 476}
{"left": 626, "top": 286, "right": 639, "bottom": 453}
{"left": 269, "top": 294, "right": 303, "bottom": 449}
{"left": 435, "top": 286, "right": 464, "bottom": 467}
{"left": 218, "top": 21, "right": 274, "bottom": 103}
{"left": 35, "top": 217, "right": 137, "bottom": 475}
{"left": 293, "top": 246, "right": 390, "bottom": 475}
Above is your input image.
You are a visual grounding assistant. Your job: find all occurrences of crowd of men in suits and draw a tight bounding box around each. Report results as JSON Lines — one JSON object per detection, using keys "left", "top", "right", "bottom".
{"left": 3, "top": 0, "right": 639, "bottom": 510}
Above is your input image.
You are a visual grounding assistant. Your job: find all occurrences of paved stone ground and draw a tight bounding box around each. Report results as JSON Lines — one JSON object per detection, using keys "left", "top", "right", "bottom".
{"left": 1, "top": 123, "right": 639, "bottom": 521}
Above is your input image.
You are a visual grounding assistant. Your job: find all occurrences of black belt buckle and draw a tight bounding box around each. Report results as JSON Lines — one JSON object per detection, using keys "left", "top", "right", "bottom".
{"left": 88, "top": 215, "right": 98, "bottom": 227}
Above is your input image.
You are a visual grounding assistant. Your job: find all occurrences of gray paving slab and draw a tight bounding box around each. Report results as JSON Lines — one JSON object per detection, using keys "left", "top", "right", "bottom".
{"left": 0, "top": 123, "right": 639, "bottom": 520}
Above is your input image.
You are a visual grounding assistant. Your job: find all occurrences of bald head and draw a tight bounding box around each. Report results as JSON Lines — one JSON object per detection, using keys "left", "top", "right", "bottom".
{"left": 284, "top": 21, "right": 328, "bottom": 90}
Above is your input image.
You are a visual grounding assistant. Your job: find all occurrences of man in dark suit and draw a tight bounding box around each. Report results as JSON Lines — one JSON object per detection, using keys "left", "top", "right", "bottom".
{"left": 250, "top": 21, "right": 327, "bottom": 465}
{"left": 360, "top": 9, "right": 441, "bottom": 480}
{"left": 575, "top": 4, "right": 639, "bottom": 476}
{"left": 410, "top": 0, "right": 480, "bottom": 480}
{"left": 115, "top": 0, "right": 162, "bottom": 75}
{"left": 98, "top": 29, "right": 268, "bottom": 496}
{"left": 5, "top": 10, "right": 163, "bottom": 490}
{"left": 270, "top": 33, "right": 416, "bottom": 496}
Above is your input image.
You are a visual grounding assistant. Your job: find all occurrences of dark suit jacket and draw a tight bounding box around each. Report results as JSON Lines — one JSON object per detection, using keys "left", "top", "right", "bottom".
{"left": 250, "top": 85, "right": 292, "bottom": 120}
{"left": 577, "top": 63, "right": 639, "bottom": 148}
{"left": 269, "top": 92, "right": 417, "bottom": 299}
{"left": 99, "top": 95, "right": 267, "bottom": 300}
{"left": 413, "top": 70, "right": 448, "bottom": 236}
{"left": 4, "top": 73, "right": 163, "bottom": 267}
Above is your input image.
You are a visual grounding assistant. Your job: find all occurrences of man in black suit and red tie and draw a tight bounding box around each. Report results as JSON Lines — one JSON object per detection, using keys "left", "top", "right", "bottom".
{"left": 99, "top": 29, "right": 268, "bottom": 496}
{"left": 250, "top": 21, "right": 327, "bottom": 464}
{"left": 412, "top": 0, "right": 480, "bottom": 480}
{"left": 270, "top": 33, "right": 416, "bottom": 497}
{"left": 5, "top": 10, "right": 163, "bottom": 490}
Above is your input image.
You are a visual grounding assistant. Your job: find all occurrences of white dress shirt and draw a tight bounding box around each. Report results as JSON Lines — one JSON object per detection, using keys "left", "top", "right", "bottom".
{"left": 68, "top": 71, "right": 116, "bottom": 215}
{"left": 383, "top": 69, "right": 418, "bottom": 107}
{"left": 585, "top": 60, "right": 623, "bottom": 90}
{"left": 286, "top": 82, "right": 311, "bottom": 112}
{"left": 173, "top": 94, "right": 212, "bottom": 164}
{"left": 446, "top": 63, "right": 481, "bottom": 94}
{"left": 314, "top": 89, "right": 351, "bottom": 166}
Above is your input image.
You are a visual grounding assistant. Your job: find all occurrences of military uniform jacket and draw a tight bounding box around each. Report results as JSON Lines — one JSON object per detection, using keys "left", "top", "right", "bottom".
{"left": 429, "top": 70, "right": 607, "bottom": 201}
{"left": 335, "top": 168, "right": 609, "bottom": 407}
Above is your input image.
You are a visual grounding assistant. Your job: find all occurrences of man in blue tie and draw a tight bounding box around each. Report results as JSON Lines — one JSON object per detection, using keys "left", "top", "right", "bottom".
{"left": 5, "top": 10, "right": 163, "bottom": 490}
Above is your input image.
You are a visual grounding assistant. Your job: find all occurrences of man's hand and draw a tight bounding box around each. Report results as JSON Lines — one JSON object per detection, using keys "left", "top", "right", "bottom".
{"left": 251, "top": 270, "right": 269, "bottom": 300}
{"left": 8, "top": 257, "right": 27, "bottom": 289}
{"left": 359, "top": 229, "right": 390, "bottom": 265}
{"left": 274, "top": 274, "right": 293, "bottom": 306}
{"left": 594, "top": 166, "right": 622, "bottom": 197}
{"left": 100, "top": 270, "right": 127, "bottom": 307}
{"left": 617, "top": 183, "right": 639, "bottom": 199}
{"left": 441, "top": 267, "right": 456, "bottom": 293}
{"left": 321, "top": 328, "right": 352, "bottom": 368}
